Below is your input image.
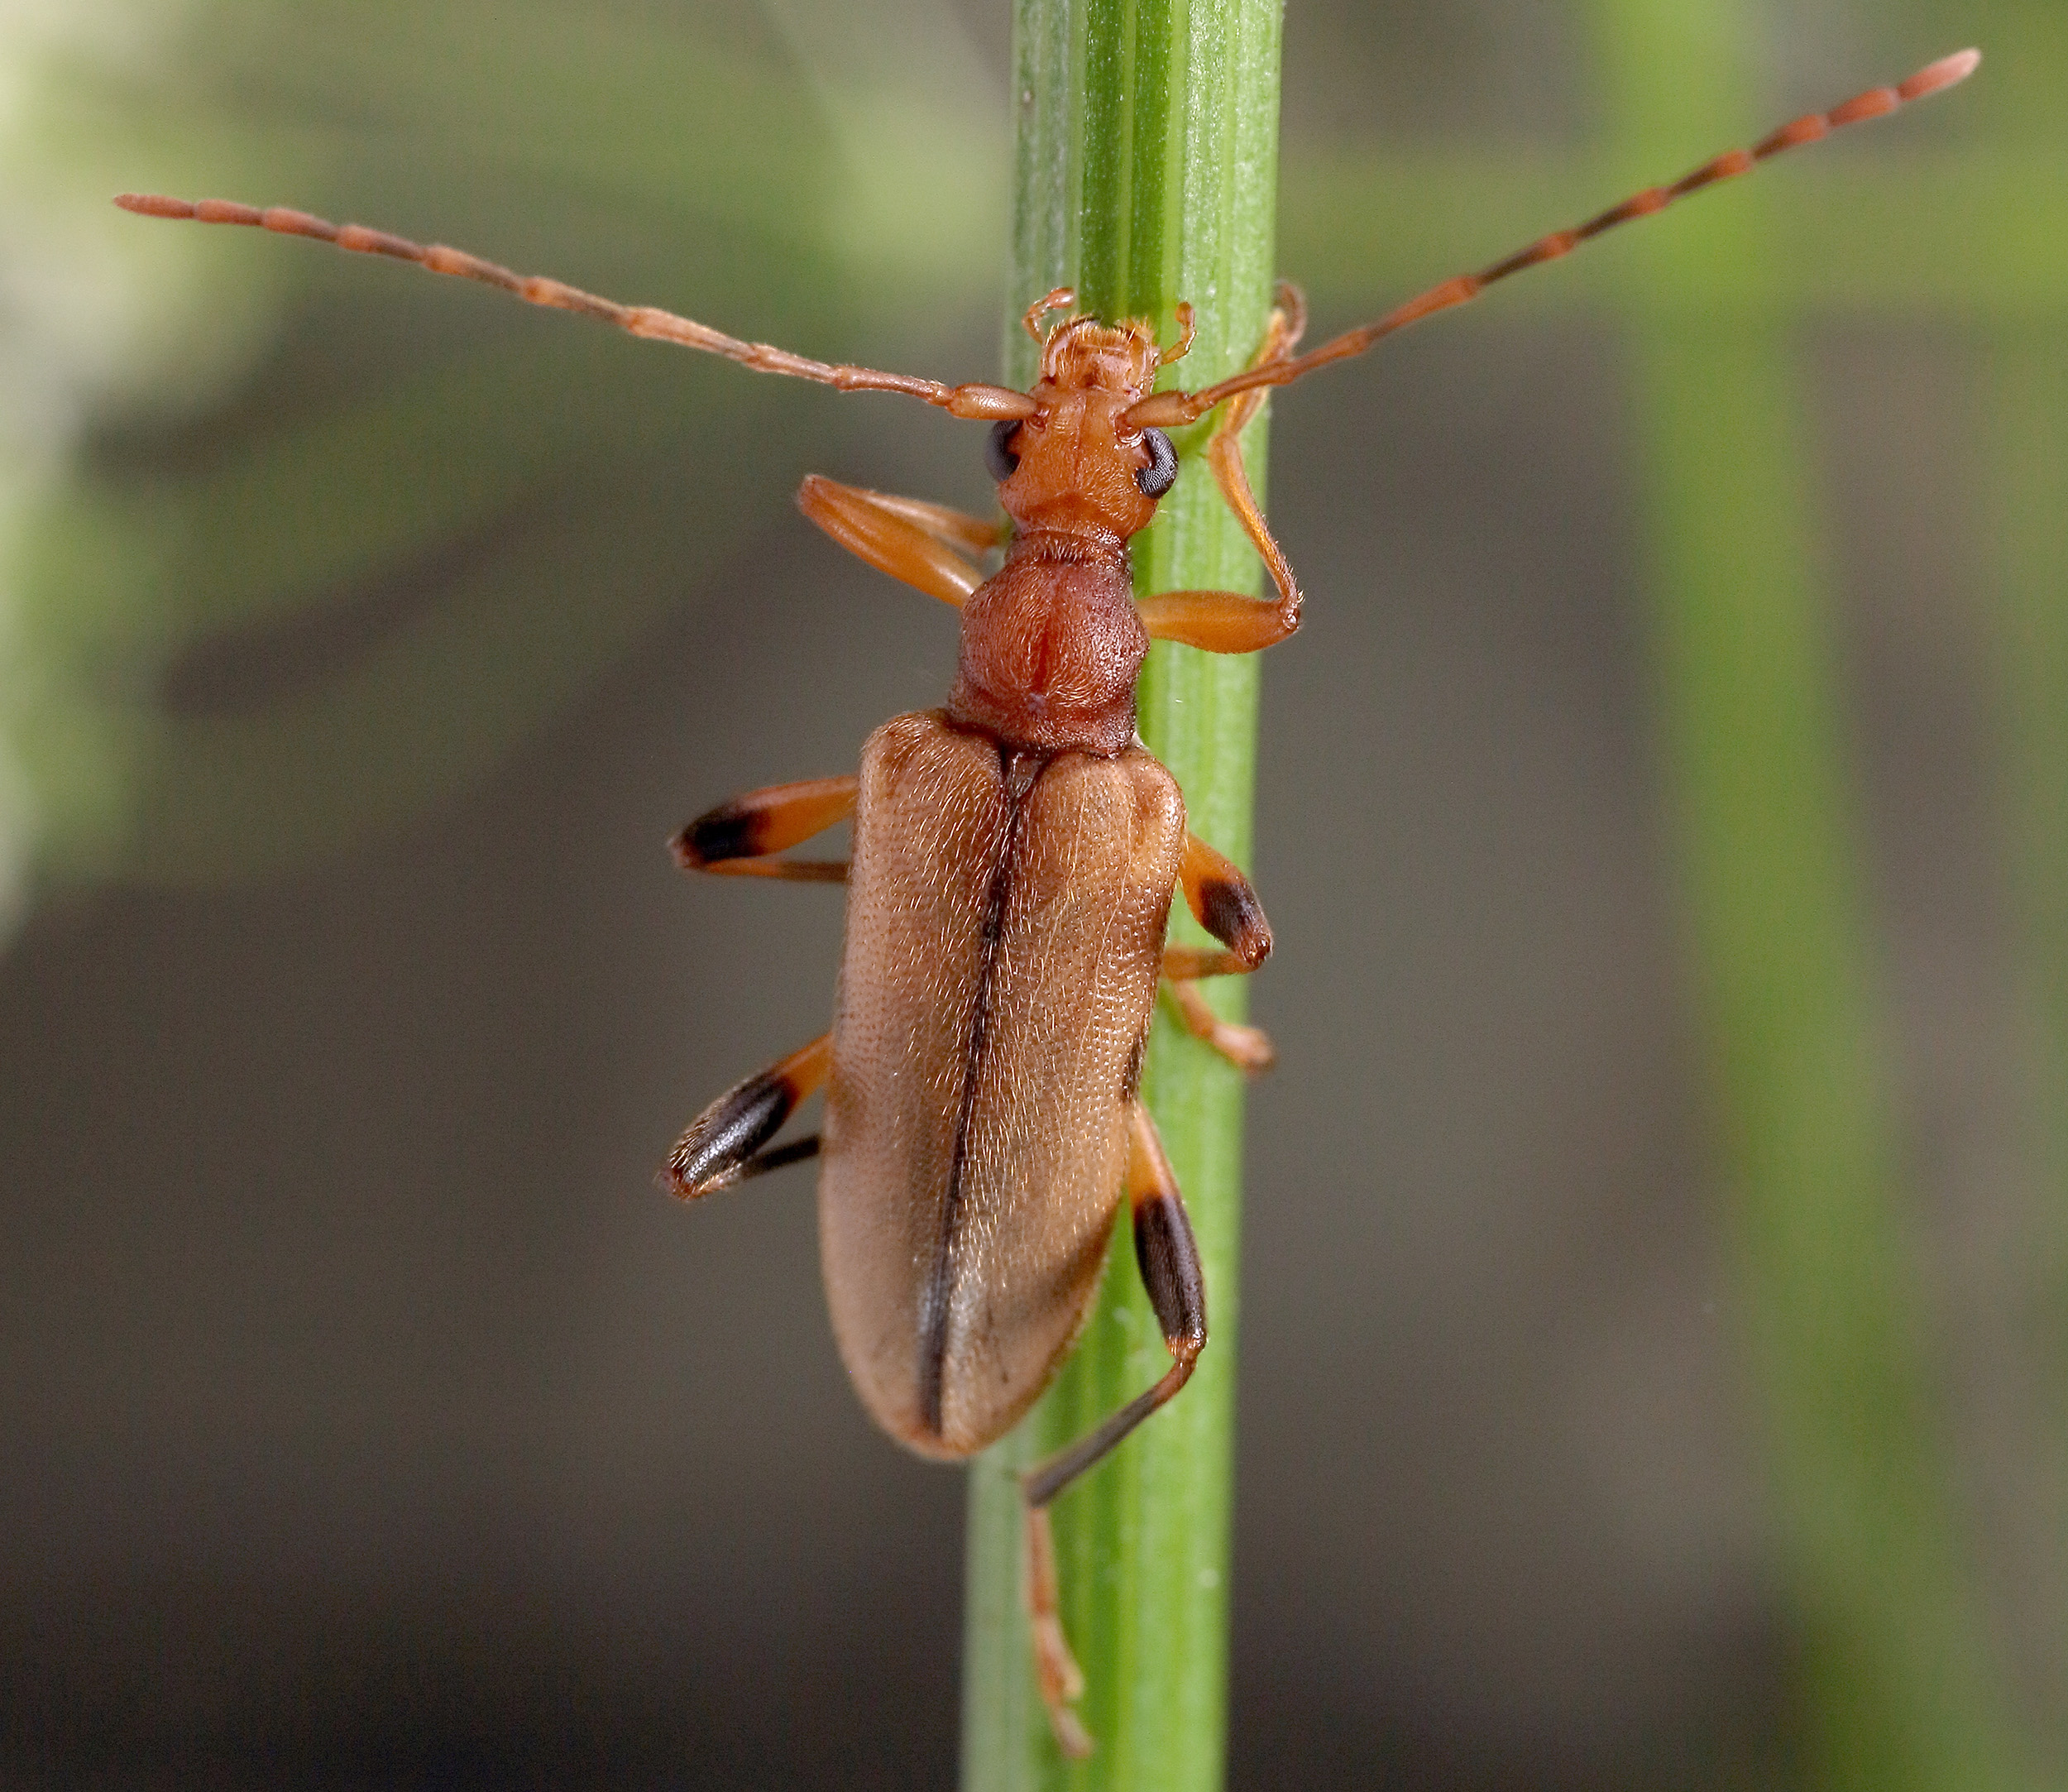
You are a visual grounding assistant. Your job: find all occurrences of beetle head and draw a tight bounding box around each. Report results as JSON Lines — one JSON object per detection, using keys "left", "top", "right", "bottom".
{"left": 989, "top": 309, "right": 1186, "bottom": 538}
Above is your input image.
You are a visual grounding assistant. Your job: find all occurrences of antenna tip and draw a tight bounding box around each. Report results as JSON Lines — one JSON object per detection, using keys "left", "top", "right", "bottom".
{"left": 1906, "top": 47, "right": 1982, "bottom": 98}
{"left": 113, "top": 192, "right": 193, "bottom": 218}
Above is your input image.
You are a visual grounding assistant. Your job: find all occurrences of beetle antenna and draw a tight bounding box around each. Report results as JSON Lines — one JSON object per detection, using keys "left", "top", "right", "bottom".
{"left": 112, "top": 194, "right": 1038, "bottom": 420}
{"left": 1127, "top": 47, "right": 1979, "bottom": 427}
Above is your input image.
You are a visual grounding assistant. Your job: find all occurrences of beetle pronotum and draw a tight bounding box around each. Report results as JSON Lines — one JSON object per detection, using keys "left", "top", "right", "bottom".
{"left": 120, "top": 44, "right": 1977, "bottom": 1756}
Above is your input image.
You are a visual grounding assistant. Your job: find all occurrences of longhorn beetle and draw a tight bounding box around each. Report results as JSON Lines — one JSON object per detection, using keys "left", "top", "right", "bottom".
{"left": 121, "top": 46, "right": 1979, "bottom": 1756}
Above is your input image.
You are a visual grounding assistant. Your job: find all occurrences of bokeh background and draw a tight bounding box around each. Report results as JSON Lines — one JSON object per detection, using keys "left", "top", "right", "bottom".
{"left": 2, "top": 0, "right": 2062, "bottom": 1785}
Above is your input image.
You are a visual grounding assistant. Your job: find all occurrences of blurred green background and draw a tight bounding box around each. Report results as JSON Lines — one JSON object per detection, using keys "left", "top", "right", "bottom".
{"left": 1, "top": 0, "right": 2061, "bottom": 1785}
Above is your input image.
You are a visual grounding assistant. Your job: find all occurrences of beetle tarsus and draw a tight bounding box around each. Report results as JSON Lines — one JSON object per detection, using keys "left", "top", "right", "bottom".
{"left": 1025, "top": 1504, "right": 1094, "bottom": 1758}
{"left": 1166, "top": 978, "right": 1277, "bottom": 1076}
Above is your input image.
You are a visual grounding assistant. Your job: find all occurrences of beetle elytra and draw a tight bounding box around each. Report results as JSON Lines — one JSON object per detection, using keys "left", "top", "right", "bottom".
{"left": 117, "top": 43, "right": 1978, "bottom": 1756}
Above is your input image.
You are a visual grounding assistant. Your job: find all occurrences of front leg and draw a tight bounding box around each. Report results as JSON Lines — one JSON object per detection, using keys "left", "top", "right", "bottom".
{"left": 663, "top": 783, "right": 850, "bottom": 1183}
{"left": 1135, "top": 290, "right": 1306, "bottom": 654}
{"left": 796, "top": 474, "right": 999, "bottom": 607}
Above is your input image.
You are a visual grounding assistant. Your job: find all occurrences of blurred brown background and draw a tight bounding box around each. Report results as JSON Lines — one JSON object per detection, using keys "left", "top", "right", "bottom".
{"left": 1, "top": 0, "right": 2059, "bottom": 1785}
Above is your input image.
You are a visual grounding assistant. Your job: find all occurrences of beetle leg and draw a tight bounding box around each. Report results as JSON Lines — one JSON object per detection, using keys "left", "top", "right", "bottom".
{"left": 1022, "top": 1105, "right": 1207, "bottom": 1504}
{"left": 1161, "top": 946, "right": 1255, "bottom": 980}
{"left": 796, "top": 474, "right": 997, "bottom": 607}
{"left": 672, "top": 774, "right": 856, "bottom": 883}
{"left": 1178, "top": 831, "right": 1272, "bottom": 965}
{"left": 1019, "top": 1104, "right": 1207, "bottom": 1754}
{"left": 1163, "top": 974, "right": 1276, "bottom": 1076}
{"left": 661, "top": 1034, "right": 831, "bottom": 1197}
{"left": 1134, "top": 294, "right": 1306, "bottom": 654}
{"left": 1025, "top": 1506, "right": 1091, "bottom": 1758}
{"left": 1163, "top": 831, "right": 1276, "bottom": 1071}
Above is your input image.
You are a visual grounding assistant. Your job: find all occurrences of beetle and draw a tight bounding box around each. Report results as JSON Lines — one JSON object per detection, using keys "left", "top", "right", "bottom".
{"left": 117, "top": 45, "right": 1977, "bottom": 1756}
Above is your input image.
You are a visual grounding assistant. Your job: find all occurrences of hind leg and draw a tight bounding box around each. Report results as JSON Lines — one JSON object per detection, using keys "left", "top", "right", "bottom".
{"left": 1020, "top": 1104, "right": 1207, "bottom": 1757}
{"left": 661, "top": 1034, "right": 831, "bottom": 1196}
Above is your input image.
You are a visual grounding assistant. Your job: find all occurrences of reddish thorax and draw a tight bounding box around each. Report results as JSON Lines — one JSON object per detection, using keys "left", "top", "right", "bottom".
{"left": 948, "top": 316, "right": 1170, "bottom": 759}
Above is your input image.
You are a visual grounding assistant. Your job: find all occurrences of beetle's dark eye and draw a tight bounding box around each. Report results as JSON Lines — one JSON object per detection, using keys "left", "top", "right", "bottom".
{"left": 1135, "top": 428, "right": 1179, "bottom": 498}
{"left": 985, "top": 419, "right": 1021, "bottom": 483}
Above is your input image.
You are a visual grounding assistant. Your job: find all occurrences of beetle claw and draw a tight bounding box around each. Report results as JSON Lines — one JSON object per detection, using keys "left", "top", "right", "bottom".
{"left": 1217, "top": 1020, "right": 1276, "bottom": 1076}
{"left": 1032, "top": 1612, "right": 1092, "bottom": 1756}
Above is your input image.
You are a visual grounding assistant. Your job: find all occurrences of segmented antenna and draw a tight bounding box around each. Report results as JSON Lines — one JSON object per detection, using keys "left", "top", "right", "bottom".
{"left": 1129, "top": 47, "right": 1981, "bottom": 427}
{"left": 111, "top": 193, "right": 1036, "bottom": 419}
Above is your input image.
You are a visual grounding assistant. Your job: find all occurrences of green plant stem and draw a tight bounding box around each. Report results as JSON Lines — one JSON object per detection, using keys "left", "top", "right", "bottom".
{"left": 960, "top": 2, "right": 1281, "bottom": 1786}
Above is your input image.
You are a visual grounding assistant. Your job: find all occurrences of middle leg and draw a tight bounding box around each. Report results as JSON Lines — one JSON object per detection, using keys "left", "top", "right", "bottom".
{"left": 673, "top": 774, "right": 857, "bottom": 883}
{"left": 1164, "top": 831, "right": 1276, "bottom": 1073}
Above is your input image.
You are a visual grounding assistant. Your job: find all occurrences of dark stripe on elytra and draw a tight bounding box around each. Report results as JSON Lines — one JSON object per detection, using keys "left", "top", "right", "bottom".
{"left": 1121, "top": 1028, "right": 1148, "bottom": 1103}
{"left": 917, "top": 750, "right": 1044, "bottom": 1438}
{"left": 1132, "top": 1193, "right": 1207, "bottom": 1348}
{"left": 1199, "top": 874, "right": 1272, "bottom": 965}
{"left": 672, "top": 801, "right": 773, "bottom": 869}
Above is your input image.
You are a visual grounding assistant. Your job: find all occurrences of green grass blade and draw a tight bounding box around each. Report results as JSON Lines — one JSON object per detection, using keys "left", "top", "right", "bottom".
{"left": 960, "top": 1, "right": 1281, "bottom": 1786}
{"left": 1596, "top": 1, "right": 2027, "bottom": 1783}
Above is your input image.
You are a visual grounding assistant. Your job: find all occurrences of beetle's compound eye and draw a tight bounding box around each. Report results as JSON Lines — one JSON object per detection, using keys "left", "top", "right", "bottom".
{"left": 985, "top": 419, "right": 1022, "bottom": 483}
{"left": 1135, "top": 428, "right": 1179, "bottom": 498}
